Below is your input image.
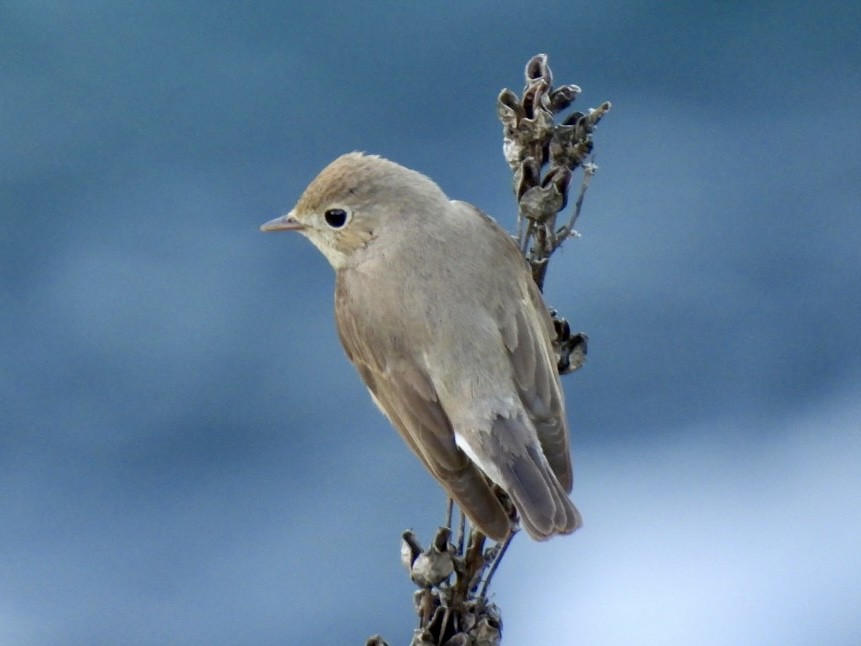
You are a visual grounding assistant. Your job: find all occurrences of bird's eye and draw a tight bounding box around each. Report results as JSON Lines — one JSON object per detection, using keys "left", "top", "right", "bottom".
{"left": 324, "top": 208, "right": 349, "bottom": 229}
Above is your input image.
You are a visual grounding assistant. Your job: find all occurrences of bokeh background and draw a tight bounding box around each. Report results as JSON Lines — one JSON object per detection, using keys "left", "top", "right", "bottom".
{"left": 3, "top": 2, "right": 860, "bottom": 644}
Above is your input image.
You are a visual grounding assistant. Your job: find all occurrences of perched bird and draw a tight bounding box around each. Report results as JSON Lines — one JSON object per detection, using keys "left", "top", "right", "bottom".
{"left": 261, "top": 152, "right": 582, "bottom": 541}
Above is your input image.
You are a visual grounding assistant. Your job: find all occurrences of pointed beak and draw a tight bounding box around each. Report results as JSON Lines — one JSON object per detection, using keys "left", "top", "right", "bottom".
{"left": 260, "top": 211, "right": 306, "bottom": 232}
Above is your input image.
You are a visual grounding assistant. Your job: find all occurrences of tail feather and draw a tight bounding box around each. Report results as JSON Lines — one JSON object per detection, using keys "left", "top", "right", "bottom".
{"left": 491, "top": 417, "right": 582, "bottom": 540}
{"left": 436, "top": 462, "right": 513, "bottom": 542}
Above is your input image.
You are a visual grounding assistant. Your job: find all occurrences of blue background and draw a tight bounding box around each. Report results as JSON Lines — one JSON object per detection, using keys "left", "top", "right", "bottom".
{"left": 3, "top": 2, "right": 860, "bottom": 644}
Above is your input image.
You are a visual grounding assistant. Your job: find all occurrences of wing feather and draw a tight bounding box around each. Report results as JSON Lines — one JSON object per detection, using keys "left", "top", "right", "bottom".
{"left": 455, "top": 201, "right": 574, "bottom": 492}
{"left": 335, "top": 271, "right": 511, "bottom": 540}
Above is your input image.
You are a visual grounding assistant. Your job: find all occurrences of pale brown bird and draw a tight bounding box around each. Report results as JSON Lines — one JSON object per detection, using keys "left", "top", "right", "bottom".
{"left": 261, "top": 152, "right": 582, "bottom": 541}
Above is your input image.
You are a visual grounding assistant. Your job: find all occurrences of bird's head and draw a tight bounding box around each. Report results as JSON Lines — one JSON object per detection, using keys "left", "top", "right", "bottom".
{"left": 261, "top": 152, "right": 448, "bottom": 269}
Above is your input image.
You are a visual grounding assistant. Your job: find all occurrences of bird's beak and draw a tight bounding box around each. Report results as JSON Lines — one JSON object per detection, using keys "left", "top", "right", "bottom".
{"left": 260, "top": 211, "right": 306, "bottom": 232}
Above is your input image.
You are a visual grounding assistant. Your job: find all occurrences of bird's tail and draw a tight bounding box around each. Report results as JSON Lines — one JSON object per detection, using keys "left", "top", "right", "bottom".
{"left": 491, "top": 416, "right": 582, "bottom": 540}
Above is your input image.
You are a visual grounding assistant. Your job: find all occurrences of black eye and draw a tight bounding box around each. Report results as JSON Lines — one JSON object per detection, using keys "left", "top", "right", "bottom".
{"left": 324, "top": 208, "right": 349, "bottom": 229}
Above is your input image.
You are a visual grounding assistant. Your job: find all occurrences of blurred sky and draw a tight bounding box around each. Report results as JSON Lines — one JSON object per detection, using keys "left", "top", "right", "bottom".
{"left": 2, "top": 2, "right": 861, "bottom": 645}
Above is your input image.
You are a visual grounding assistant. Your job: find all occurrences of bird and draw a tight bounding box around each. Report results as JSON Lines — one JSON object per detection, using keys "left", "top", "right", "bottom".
{"left": 261, "top": 152, "right": 582, "bottom": 541}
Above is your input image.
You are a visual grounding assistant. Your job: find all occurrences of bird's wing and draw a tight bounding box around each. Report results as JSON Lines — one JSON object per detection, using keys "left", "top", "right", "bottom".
{"left": 453, "top": 200, "right": 574, "bottom": 491}
{"left": 334, "top": 271, "right": 511, "bottom": 541}
{"left": 504, "top": 284, "right": 573, "bottom": 491}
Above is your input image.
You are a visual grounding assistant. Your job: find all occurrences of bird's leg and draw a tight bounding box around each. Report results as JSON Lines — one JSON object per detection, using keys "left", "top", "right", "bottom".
{"left": 456, "top": 507, "right": 467, "bottom": 556}
{"left": 444, "top": 497, "right": 454, "bottom": 529}
{"left": 478, "top": 529, "right": 517, "bottom": 600}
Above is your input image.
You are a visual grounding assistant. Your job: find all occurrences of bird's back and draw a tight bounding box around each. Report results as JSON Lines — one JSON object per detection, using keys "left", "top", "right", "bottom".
{"left": 336, "top": 198, "right": 573, "bottom": 490}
